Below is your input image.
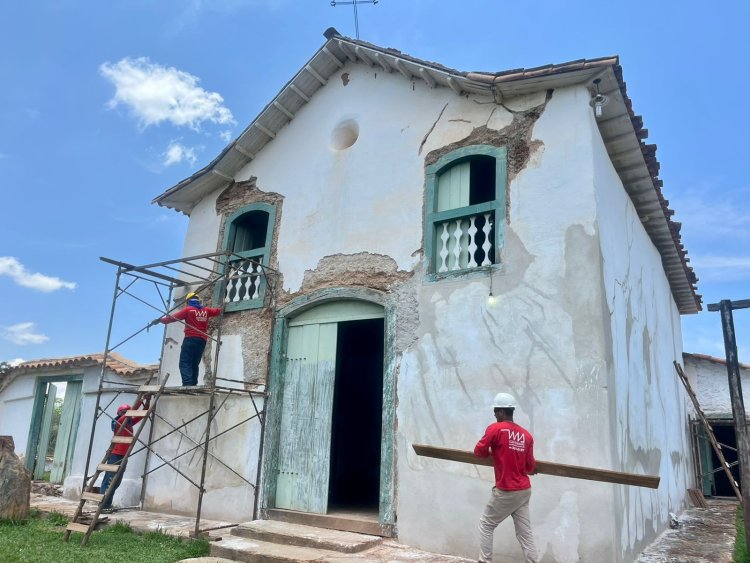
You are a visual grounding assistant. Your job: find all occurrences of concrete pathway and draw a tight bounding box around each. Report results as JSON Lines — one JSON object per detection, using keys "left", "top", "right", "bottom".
{"left": 31, "top": 493, "right": 234, "bottom": 539}
{"left": 32, "top": 494, "right": 739, "bottom": 562}
{"left": 637, "top": 499, "right": 737, "bottom": 563}
{"left": 31, "top": 494, "right": 471, "bottom": 561}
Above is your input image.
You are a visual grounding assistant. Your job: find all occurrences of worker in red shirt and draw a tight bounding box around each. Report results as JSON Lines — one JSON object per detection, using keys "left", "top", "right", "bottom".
{"left": 474, "top": 392, "right": 539, "bottom": 563}
{"left": 150, "top": 292, "right": 222, "bottom": 386}
{"left": 100, "top": 397, "right": 149, "bottom": 510}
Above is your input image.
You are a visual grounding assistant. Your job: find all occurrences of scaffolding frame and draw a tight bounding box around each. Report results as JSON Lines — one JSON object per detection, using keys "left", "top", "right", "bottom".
{"left": 80, "top": 250, "right": 279, "bottom": 537}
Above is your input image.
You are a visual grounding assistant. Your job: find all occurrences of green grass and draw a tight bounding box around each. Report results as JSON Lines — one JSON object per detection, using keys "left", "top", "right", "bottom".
{"left": 0, "top": 511, "right": 210, "bottom": 563}
{"left": 736, "top": 506, "right": 750, "bottom": 563}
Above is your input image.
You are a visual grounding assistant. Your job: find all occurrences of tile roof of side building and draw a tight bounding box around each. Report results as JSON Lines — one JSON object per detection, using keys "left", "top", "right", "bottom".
{"left": 684, "top": 352, "right": 750, "bottom": 371}
{"left": 152, "top": 27, "right": 700, "bottom": 315}
{"left": 10, "top": 352, "right": 158, "bottom": 377}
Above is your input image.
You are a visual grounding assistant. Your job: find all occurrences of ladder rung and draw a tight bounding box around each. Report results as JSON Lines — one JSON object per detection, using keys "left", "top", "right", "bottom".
{"left": 124, "top": 409, "right": 149, "bottom": 417}
{"left": 67, "top": 522, "right": 91, "bottom": 534}
{"left": 138, "top": 385, "right": 161, "bottom": 393}
{"left": 98, "top": 463, "right": 121, "bottom": 472}
{"left": 81, "top": 492, "right": 104, "bottom": 503}
{"left": 111, "top": 436, "right": 133, "bottom": 444}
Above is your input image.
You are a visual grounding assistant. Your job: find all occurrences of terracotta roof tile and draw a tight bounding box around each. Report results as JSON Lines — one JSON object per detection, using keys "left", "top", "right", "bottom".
{"left": 13, "top": 352, "right": 158, "bottom": 377}
{"left": 683, "top": 352, "right": 750, "bottom": 370}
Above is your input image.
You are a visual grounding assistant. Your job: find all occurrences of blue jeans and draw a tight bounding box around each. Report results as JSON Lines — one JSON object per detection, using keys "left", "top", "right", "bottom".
{"left": 179, "top": 337, "right": 207, "bottom": 386}
{"left": 100, "top": 453, "right": 126, "bottom": 509}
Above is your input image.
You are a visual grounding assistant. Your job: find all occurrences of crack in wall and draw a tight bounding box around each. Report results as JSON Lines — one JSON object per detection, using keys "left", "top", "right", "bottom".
{"left": 424, "top": 90, "right": 553, "bottom": 222}
{"left": 418, "top": 102, "right": 448, "bottom": 155}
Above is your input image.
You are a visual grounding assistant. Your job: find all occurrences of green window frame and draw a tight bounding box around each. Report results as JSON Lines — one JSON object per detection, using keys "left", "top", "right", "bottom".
{"left": 218, "top": 202, "right": 276, "bottom": 311}
{"left": 424, "top": 145, "right": 507, "bottom": 279}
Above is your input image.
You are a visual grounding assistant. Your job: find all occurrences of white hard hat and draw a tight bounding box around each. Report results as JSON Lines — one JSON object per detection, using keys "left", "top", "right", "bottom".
{"left": 492, "top": 392, "right": 517, "bottom": 409}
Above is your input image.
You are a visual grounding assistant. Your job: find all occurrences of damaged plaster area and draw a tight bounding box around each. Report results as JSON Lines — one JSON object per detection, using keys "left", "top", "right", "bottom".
{"left": 298, "top": 252, "right": 412, "bottom": 295}
{"left": 423, "top": 89, "right": 552, "bottom": 221}
{"left": 202, "top": 178, "right": 286, "bottom": 384}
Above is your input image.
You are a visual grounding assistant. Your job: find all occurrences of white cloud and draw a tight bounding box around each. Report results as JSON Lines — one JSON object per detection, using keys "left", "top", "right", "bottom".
{"left": 8, "top": 358, "right": 24, "bottom": 367}
{"left": 694, "top": 256, "right": 750, "bottom": 270}
{"left": 0, "top": 257, "right": 77, "bottom": 292}
{"left": 220, "top": 130, "right": 233, "bottom": 142}
{"left": 162, "top": 141, "right": 198, "bottom": 167}
{"left": 169, "top": 0, "right": 290, "bottom": 34}
{"left": 100, "top": 57, "right": 235, "bottom": 130}
{"left": 2, "top": 323, "right": 49, "bottom": 345}
{"left": 691, "top": 255, "right": 750, "bottom": 282}
{"left": 672, "top": 186, "right": 750, "bottom": 241}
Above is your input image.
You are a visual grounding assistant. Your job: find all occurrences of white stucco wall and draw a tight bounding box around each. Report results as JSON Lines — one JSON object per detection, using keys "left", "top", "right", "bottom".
{"left": 685, "top": 355, "right": 750, "bottom": 418}
{"left": 169, "top": 60, "right": 692, "bottom": 562}
{"left": 592, "top": 114, "right": 692, "bottom": 561}
{"left": 0, "top": 374, "right": 37, "bottom": 456}
{"left": 397, "top": 86, "right": 620, "bottom": 562}
{"left": 143, "top": 393, "right": 262, "bottom": 522}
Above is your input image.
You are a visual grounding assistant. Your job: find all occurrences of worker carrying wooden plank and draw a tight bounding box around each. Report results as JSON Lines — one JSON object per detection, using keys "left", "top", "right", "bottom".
{"left": 474, "top": 392, "right": 538, "bottom": 563}
{"left": 413, "top": 391, "right": 661, "bottom": 563}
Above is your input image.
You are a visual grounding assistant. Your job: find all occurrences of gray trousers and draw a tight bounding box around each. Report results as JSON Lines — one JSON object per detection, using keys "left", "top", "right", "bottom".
{"left": 478, "top": 487, "right": 539, "bottom": 563}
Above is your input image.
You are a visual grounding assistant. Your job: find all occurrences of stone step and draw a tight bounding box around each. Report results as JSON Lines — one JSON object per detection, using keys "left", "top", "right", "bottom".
{"left": 212, "top": 534, "right": 475, "bottom": 563}
{"left": 211, "top": 535, "right": 344, "bottom": 563}
{"left": 231, "top": 520, "right": 382, "bottom": 553}
{"left": 265, "top": 508, "right": 384, "bottom": 536}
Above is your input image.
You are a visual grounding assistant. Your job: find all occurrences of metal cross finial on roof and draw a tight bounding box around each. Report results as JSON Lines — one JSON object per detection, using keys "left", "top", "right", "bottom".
{"left": 330, "top": 0, "right": 378, "bottom": 39}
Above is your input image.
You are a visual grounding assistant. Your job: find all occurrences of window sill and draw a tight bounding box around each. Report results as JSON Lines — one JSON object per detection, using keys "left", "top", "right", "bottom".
{"left": 424, "top": 263, "right": 503, "bottom": 284}
{"left": 225, "top": 298, "right": 266, "bottom": 312}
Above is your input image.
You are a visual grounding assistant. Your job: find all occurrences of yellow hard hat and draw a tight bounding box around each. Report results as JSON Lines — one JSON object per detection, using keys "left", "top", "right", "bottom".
{"left": 186, "top": 292, "right": 200, "bottom": 301}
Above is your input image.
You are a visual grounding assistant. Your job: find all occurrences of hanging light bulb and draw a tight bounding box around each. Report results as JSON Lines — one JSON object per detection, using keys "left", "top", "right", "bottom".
{"left": 487, "top": 271, "right": 498, "bottom": 307}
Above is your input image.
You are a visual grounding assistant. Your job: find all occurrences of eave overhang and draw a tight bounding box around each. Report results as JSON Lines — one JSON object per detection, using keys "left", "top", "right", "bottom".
{"left": 153, "top": 28, "right": 701, "bottom": 314}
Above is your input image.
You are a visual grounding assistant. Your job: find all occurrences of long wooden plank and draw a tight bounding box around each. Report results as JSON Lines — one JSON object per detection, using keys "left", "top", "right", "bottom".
{"left": 412, "top": 444, "right": 660, "bottom": 489}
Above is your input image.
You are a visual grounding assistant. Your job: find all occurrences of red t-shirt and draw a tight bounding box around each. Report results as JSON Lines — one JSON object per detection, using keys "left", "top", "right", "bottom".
{"left": 160, "top": 305, "right": 222, "bottom": 340}
{"left": 111, "top": 414, "right": 143, "bottom": 456}
{"left": 474, "top": 420, "right": 536, "bottom": 491}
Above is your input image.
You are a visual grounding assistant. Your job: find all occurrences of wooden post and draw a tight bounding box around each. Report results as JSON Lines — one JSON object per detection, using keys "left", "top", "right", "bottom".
{"left": 708, "top": 298, "right": 750, "bottom": 548}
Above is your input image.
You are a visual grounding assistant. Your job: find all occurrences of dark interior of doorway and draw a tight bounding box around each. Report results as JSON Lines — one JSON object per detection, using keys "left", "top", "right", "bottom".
{"left": 328, "top": 318, "right": 384, "bottom": 514}
{"left": 710, "top": 423, "right": 740, "bottom": 496}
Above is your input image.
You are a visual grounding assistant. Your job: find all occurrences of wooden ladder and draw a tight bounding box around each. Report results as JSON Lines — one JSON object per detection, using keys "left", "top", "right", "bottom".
{"left": 674, "top": 361, "right": 743, "bottom": 503}
{"left": 64, "top": 376, "right": 168, "bottom": 546}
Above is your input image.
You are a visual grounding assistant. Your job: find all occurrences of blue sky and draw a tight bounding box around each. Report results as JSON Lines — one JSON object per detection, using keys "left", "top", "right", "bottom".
{"left": 1, "top": 0, "right": 748, "bottom": 366}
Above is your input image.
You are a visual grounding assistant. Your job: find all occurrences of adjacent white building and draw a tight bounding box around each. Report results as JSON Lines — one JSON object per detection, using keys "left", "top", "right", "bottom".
{"left": 0, "top": 354, "right": 155, "bottom": 507}
{"left": 683, "top": 352, "right": 750, "bottom": 499}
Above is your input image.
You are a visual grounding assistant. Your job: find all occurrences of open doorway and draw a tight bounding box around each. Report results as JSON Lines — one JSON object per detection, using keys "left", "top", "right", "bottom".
{"left": 27, "top": 378, "right": 83, "bottom": 483}
{"left": 273, "top": 299, "right": 389, "bottom": 528}
{"left": 710, "top": 422, "right": 740, "bottom": 496}
{"left": 328, "top": 318, "right": 384, "bottom": 515}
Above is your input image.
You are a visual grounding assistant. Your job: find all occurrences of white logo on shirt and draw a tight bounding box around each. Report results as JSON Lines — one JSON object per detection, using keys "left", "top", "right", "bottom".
{"left": 501, "top": 429, "right": 526, "bottom": 452}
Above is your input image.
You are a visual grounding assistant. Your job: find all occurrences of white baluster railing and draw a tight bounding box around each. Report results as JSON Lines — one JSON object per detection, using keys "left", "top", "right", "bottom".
{"left": 224, "top": 255, "right": 263, "bottom": 304}
{"left": 435, "top": 211, "right": 494, "bottom": 272}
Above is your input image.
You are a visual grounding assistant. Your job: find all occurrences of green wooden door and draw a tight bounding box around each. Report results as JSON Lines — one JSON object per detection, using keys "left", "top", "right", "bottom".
{"left": 34, "top": 384, "right": 57, "bottom": 480}
{"left": 275, "top": 322, "right": 337, "bottom": 513}
{"left": 50, "top": 381, "right": 82, "bottom": 483}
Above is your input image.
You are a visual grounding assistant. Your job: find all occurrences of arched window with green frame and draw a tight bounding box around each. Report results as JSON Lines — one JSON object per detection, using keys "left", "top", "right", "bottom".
{"left": 424, "top": 145, "right": 507, "bottom": 278}
{"left": 220, "top": 202, "right": 276, "bottom": 311}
